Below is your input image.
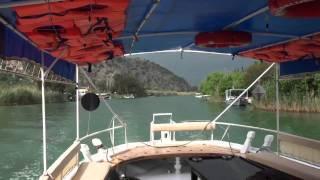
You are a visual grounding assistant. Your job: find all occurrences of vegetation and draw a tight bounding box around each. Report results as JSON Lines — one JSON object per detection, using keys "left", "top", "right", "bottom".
{"left": 200, "top": 71, "right": 245, "bottom": 98}
{"left": 111, "top": 74, "right": 146, "bottom": 97}
{"left": 0, "top": 73, "right": 73, "bottom": 106}
{"left": 200, "top": 62, "right": 320, "bottom": 112}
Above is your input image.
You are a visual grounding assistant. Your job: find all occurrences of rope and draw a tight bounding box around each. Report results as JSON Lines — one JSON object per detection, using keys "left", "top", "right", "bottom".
{"left": 79, "top": 68, "right": 125, "bottom": 125}
{"left": 86, "top": 112, "right": 91, "bottom": 135}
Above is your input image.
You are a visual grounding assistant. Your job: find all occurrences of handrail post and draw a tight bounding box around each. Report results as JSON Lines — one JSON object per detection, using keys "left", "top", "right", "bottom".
{"left": 220, "top": 125, "right": 230, "bottom": 141}
{"left": 211, "top": 129, "right": 214, "bottom": 141}
{"left": 150, "top": 122, "right": 154, "bottom": 142}
{"left": 112, "top": 118, "right": 115, "bottom": 146}
{"left": 124, "top": 124, "right": 128, "bottom": 148}
{"left": 75, "top": 64, "right": 80, "bottom": 140}
{"left": 41, "top": 52, "right": 47, "bottom": 174}
{"left": 276, "top": 63, "right": 280, "bottom": 155}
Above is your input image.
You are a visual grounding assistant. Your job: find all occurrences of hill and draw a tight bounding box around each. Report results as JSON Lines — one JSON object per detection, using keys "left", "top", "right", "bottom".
{"left": 87, "top": 57, "right": 192, "bottom": 92}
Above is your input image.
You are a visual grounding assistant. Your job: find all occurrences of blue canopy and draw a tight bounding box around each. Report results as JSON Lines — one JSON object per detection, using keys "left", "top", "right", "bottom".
{"left": 0, "top": 0, "right": 320, "bottom": 79}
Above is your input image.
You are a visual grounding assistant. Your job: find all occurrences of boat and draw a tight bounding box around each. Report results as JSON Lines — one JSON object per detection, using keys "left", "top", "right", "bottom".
{"left": 123, "top": 94, "right": 135, "bottom": 99}
{"left": 96, "top": 93, "right": 112, "bottom": 100}
{"left": 78, "top": 87, "right": 89, "bottom": 97}
{"left": 0, "top": 0, "right": 319, "bottom": 180}
{"left": 225, "top": 88, "right": 250, "bottom": 106}
{"left": 195, "top": 92, "right": 202, "bottom": 98}
{"left": 195, "top": 93, "right": 211, "bottom": 100}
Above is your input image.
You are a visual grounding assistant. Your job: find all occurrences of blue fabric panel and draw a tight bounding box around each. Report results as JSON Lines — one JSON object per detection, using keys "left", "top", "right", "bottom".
{"left": 122, "top": 34, "right": 194, "bottom": 53}
{"left": 124, "top": 0, "right": 267, "bottom": 35}
{"left": 122, "top": 0, "right": 320, "bottom": 55}
{"left": 0, "top": 23, "right": 75, "bottom": 80}
{"left": 123, "top": 0, "right": 153, "bottom": 35}
{"left": 236, "top": 13, "right": 320, "bottom": 36}
{"left": 0, "top": 0, "right": 320, "bottom": 70}
{"left": 280, "top": 59, "right": 320, "bottom": 76}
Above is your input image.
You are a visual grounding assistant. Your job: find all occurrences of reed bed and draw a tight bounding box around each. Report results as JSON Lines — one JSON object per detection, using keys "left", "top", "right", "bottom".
{"left": 253, "top": 96, "right": 320, "bottom": 113}
{"left": 0, "top": 85, "right": 67, "bottom": 106}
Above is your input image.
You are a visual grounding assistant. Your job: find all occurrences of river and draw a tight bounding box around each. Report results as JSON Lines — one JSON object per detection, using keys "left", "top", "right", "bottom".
{"left": 0, "top": 96, "right": 319, "bottom": 179}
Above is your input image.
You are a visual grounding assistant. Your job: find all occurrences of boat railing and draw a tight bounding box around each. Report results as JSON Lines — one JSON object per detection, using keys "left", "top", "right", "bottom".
{"left": 150, "top": 117, "right": 320, "bottom": 167}
{"left": 41, "top": 115, "right": 127, "bottom": 180}
{"left": 80, "top": 115, "right": 128, "bottom": 148}
{"left": 214, "top": 122, "right": 320, "bottom": 166}
{"left": 42, "top": 118, "right": 320, "bottom": 180}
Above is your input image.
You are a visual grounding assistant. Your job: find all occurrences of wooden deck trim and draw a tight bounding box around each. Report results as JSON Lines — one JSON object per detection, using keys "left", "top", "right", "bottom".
{"left": 151, "top": 122, "right": 215, "bottom": 132}
{"left": 73, "top": 162, "right": 111, "bottom": 180}
{"left": 40, "top": 142, "right": 80, "bottom": 180}
{"left": 110, "top": 142, "right": 237, "bottom": 166}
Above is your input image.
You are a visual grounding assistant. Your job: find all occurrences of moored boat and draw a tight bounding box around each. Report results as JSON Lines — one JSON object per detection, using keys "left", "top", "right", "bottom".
{"left": 225, "top": 88, "right": 250, "bottom": 106}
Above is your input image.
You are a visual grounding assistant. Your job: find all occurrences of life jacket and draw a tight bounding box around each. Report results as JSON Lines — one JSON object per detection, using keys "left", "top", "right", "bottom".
{"left": 14, "top": 0, "right": 129, "bottom": 64}
{"left": 269, "top": 0, "right": 320, "bottom": 18}
{"left": 14, "top": 0, "right": 129, "bottom": 18}
{"left": 240, "top": 34, "right": 320, "bottom": 62}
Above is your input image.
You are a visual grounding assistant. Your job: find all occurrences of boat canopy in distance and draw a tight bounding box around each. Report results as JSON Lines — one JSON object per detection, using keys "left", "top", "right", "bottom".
{"left": 0, "top": 0, "right": 320, "bottom": 80}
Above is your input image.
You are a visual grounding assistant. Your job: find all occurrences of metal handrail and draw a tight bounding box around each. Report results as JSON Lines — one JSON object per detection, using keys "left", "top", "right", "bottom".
{"left": 79, "top": 126, "right": 124, "bottom": 142}
{"left": 214, "top": 122, "right": 278, "bottom": 134}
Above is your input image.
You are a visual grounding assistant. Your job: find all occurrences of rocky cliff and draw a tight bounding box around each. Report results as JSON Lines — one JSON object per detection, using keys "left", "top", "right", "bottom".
{"left": 88, "top": 57, "right": 192, "bottom": 92}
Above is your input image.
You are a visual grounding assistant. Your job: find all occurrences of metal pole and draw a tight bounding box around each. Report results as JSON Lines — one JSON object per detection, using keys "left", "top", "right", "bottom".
{"left": 129, "top": 0, "right": 160, "bottom": 53}
{"left": 276, "top": 63, "right": 280, "bottom": 154}
{"left": 76, "top": 64, "right": 80, "bottom": 140}
{"left": 124, "top": 125, "right": 128, "bottom": 148}
{"left": 223, "top": 7, "right": 269, "bottom": 30}
{"left": 112, "top": 119, "right": 115, "bottom": 146}
{"left": 41, "top": 52, "right": 47, "bottom": 173}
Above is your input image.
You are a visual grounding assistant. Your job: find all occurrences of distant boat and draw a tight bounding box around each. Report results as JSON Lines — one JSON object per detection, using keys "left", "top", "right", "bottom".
{"left": 195, "top": 95, "right": 203, "bottom": 98}
{"left": 123, "top": 94, "right": 135, "bottom": 99}
{"left": 104, "top": 95, "right": 112, "bottom": 100}
{"left": 225, "top": 88, "right": 250, "bottom": 106}
{"left": 78, "top": 87, "right": 89, "bottom": 97}
{"left": 195, "top": 93, "right": 211, "bottom": 100}
{"left": 96, "top": 92, "right": 112, "bottom": 100}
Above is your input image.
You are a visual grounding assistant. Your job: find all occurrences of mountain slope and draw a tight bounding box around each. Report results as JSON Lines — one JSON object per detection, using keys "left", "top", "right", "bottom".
{"left": 89, "top": 57, "right": 192, "bottom": 91}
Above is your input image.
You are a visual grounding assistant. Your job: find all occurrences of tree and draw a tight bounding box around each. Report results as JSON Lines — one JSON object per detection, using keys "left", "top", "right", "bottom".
{"left": 111, "top": 74, "right": 146, "bottom": 97}
{"left": 200, "top": 71, "right": 245, "bottom": 97}
{"left": 243, "top": 62, "right": 274, "bottom": 86}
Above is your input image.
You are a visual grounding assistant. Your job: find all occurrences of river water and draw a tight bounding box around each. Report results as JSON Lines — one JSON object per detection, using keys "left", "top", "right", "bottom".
{"left": 0, "top": 96, "right": 319, "bottom": 179}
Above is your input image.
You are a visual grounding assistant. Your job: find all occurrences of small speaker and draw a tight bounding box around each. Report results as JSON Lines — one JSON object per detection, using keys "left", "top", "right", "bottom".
{"left": 81, "top": 93, "right": 100, "bottom": 111}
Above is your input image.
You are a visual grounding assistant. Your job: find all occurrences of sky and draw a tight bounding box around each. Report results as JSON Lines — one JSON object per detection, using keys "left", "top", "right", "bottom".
{"left": 133, "top": 52, "right": 256, "bottom": 86}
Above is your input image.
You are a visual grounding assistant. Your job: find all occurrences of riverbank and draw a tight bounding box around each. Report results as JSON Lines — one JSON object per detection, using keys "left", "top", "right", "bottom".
{"left": 206, "top": 95, "right": 320, "bottom": 113}
{"left": 253, "top": 97, "right": 320, "bottom": 113}
{"left": 0, "top": 84, "right": 71, "bottom": 106}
